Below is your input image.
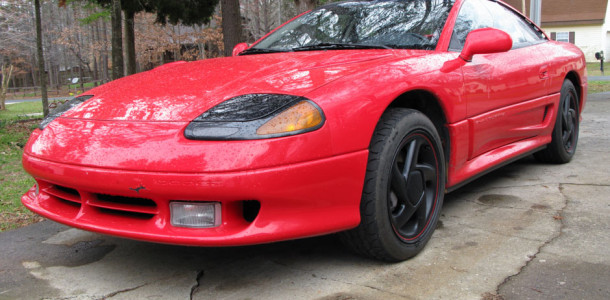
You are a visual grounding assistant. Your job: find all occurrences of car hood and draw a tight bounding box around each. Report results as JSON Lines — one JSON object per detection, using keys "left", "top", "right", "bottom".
{"left": 63, "top": 50, "right": 422, "bottom": 122}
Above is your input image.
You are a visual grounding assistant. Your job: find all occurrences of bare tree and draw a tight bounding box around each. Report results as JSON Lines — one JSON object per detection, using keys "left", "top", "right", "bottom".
{"left": 242, "top": 0, "right": 287, "bottom": 41}
{"left": 294, "top": 0, "right": 317, "bottom": 14}
{"left": 111, "top": 0, "right": 124, "bottom": 79}
{"left": 34, "top": 0, "right": 49, "bottom": 117}
{"left": 1, "top": 65, "right": 14, "bottom": 111}
{"left": 124, "top": 10, "right": 137, "bottom": 75}
{"left": 221, "top": 0, "right": 243, "bottom": 56}
{"left": 1, "top": 0, "right": 37, "bottom": 88}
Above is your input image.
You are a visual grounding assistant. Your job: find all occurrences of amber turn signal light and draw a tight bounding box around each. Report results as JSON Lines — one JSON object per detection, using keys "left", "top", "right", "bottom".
{"left": 256, "top": 101, "right": 323, "bottom": 135}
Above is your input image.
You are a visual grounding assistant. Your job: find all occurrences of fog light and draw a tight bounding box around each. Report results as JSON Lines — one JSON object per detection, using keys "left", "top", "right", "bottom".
{"left": 170, "top": 202, "right": 221, "bottom": 228}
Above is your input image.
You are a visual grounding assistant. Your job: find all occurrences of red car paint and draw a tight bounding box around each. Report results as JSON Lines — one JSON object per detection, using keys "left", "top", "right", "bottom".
{"left": 22, "top": 0, "right": 587, "bottom": 246}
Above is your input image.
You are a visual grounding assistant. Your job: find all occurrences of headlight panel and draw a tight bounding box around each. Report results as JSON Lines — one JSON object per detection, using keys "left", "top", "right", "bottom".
{"left": 39, "top": 95, "right": 93, "bottom": 130}
{"left": 184, "top": 94, "right": 325, "bottom": 140}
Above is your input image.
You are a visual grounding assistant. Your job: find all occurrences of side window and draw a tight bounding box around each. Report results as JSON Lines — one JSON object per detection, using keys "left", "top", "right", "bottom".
{"left": 449, "top": 0, "right": 493, "bottom": 51}
{"left": 450, "top": 0, "right": 546, "bottom": 52}
{"left": 482, "top": 1, "right": 546, "bottom": 48}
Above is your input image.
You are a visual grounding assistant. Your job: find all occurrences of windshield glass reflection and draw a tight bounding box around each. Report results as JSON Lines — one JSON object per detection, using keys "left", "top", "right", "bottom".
{"left": 253, "top": 0, "right": 455, "bottom": 51}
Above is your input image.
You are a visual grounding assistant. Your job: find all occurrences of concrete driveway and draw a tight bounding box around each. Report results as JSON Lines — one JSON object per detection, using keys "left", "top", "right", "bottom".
{"left": 1, "top": 93, "right": 608, "bottom": 300}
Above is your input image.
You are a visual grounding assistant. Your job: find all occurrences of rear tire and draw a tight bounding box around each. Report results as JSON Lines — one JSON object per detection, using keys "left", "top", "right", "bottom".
{"left": 341, "top": 108, "right": 445, "bottom": 262}
{"left": 534, "top": 80, "right": 579, "bottom": 163}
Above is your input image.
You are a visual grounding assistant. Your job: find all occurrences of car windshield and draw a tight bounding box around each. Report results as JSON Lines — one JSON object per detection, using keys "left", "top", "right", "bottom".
{"left": 249, "top": 0, "right": 455, "bottom": 52}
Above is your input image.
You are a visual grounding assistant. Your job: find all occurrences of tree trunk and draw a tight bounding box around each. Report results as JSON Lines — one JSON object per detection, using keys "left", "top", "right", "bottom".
{"left": 0, "top": 65, "right": 14, "bottom": 111}
{"left": 90, "top": 22, "right": 99, "bottom": 86}
{"left": 34, "top": 0, "right": 49, "bottom": 117}
{"left": 111, "top": 0, "right": 124, "bottom": 80}
{"left": 294, "top": 0, "right": 317, "bottom": 15}
{"left": 46, "top": 60, "right": 54, "bottom": 89}
{"left": 221, "top": 0, "right": 243, "bottom": 57}
{"left": 101, "top": 19, "right": 110, "bottom": 83}
{"left": 124, "top": 10, "right": 137, "bottom": 75}
{"left": 30, "top": 55, "right": 38, "bottom": 87}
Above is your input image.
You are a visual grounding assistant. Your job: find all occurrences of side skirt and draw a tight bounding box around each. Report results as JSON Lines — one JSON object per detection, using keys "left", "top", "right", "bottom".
{"left": 446, "top": 145, "right": 546, "bottom": 193}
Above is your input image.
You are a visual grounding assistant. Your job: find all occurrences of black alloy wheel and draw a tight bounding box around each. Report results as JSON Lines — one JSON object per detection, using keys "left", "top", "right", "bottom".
{"left": 388, "top": 132, "right": 439, "bottom": 241}
{"left": 560, "top": 86, "right": 578, "bottom": 154}
{"left": 535, "top": 79, "right": 580, "bottom": 163}
{"left": 341, "top": 108, "right": 445, "bottom": 261}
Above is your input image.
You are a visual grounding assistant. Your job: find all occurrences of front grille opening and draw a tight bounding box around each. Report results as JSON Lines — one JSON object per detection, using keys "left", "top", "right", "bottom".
{"left": 242, "top": 200, "right": 261, "bottom": 223}
{"left": 54, "top": 185, "right": 80, "bottom": 198}
{"left": 96, "top": 194, "right": 157, "bottom": 207}
{"left": 97, "top": 208, "right": 155, "bottom": 219}
{"left": 46, "top": 184, "right": 82, "bottom": 204}
{"left": 56, "top": 198, "right": 82, "bottom": 208}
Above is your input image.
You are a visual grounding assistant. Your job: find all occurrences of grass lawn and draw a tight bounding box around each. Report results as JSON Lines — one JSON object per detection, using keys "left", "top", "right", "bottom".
{"left": 0, "top": 103, "right": 45, "bottom": 231}
{"left": 0, "top": 101, "right": 44, "bottom": 123}
{"left": 0, "top": 121, "right": 44, "bottom": 231}
{"left": 68, "top": 81, "right": 96, "bottom": 90}
{"left": 588, "top": 81, "right": 610, "bottom": 94}
{"left": 587, "top": 62, "right": 608, "bottom": 77}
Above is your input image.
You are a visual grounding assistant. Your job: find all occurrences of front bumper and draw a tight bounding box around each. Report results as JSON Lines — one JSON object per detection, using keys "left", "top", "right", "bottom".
{"left": 22, "top": 150, "right": 368, "bottom": 246}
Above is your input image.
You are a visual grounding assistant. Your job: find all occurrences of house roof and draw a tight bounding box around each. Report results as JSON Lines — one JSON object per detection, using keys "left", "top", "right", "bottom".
{"left": 503, "top": 0, "right": 609, "bottom": 26}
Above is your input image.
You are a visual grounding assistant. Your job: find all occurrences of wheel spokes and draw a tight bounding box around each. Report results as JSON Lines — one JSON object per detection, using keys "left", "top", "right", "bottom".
{"left": 391, "top": 202, "right": 416, "bottom": 229}
{"left": 391, "top": 164, "right": 410, "bottom": 207}
{"left": 561, "top": 95, "right": 577, "bottom": 151}
{"left": 414, "top": 203, "right": 429, "bottom": 234}
{"left": 402, "top": 139, "right": 421, "bottom": 178}
{"left": 416, "top": 163, "right": 436, "bottom": 183}
{"left": 391, "top": 163, "right": 419, "bottom": 228}
{"left": 389, "top": 134, "right": 438, "bottom": 240}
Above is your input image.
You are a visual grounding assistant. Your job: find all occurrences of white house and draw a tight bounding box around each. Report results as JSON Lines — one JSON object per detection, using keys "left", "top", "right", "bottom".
{"left": 505, "top": 0, "right": 610, "bottom": 62}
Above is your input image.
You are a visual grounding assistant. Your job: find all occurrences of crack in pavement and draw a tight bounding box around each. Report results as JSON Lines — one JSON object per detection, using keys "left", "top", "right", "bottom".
{"left": 256, "top": 259, "right": 410, "bottom": 299}
{"left": 190, "top": 270, "right": 204, "bottom": 300}
{"left": 313, "top": 274, "right": 416, "bottom": 300}
{"left": 456, "top": 183, "right": 551, "bottom": 195}
{"left": 449, "top": 222, "right": 553, "bottom": 244}
{"left": 456, "top": 197, "right": 551, "bottom": 211}
{"left": 266, "top": 260, "right": 415, "bottom": 299}
{"left": 102, "top": 282, "right": 148, "bottom": 299}
{"left": 492, "top": 183, "right": 570, "bottom": 297}
{"left": 559, "top": 183, "right": 610, "bottom": 188}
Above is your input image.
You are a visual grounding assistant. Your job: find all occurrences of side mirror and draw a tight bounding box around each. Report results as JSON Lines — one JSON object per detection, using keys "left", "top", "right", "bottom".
{"left": 232, "top": 43, "right": 249, "bottom": 57}
{"left": 460, "top": 28, "right": 512, "bottom": 62}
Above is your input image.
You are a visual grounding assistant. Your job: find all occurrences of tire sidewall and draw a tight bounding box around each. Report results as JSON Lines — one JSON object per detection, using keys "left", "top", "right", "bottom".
{"left": 369, "top": 109, "right": 445, "bottom": 260}
{"left": 553, "top": 80, "right": 580, "bottom": 162}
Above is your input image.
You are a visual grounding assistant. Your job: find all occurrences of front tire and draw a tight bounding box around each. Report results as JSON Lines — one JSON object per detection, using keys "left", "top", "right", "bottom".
{"left": 534, "top": 80, "right": 580, "bottom": 163}
{"left": 341, "top": 108, "right": 445, "bottom": 261}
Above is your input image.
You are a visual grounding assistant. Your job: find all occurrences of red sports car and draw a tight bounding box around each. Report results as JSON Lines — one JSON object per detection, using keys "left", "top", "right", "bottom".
{"left": 22, "top": 0, "right": 586, "bottom": 261}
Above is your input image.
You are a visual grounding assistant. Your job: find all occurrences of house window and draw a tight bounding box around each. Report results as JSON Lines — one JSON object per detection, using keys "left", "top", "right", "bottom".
{"left": 550, "top": 31, "right": 575, "bottom": 44}
{"left": 556, "top": 32, "right": 570, "bottom": 42}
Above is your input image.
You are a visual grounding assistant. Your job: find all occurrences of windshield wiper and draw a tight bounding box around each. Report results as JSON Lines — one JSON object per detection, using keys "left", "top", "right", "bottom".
{"left": 240, "top": 43, "right": 397, "bottom": 55}
{"left": 239, "top": 48, "right": 290, "bottom": 55}
{"left": 291, "top": 43, "right": 394, "bottom": 51}
{"left": 384, "top": 44, "right": 436, "bottom": 50}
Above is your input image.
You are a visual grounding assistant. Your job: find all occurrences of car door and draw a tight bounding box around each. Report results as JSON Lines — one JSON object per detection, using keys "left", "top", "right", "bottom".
{"left": 451, "top": 0, "right": 551, "bottom": 159}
